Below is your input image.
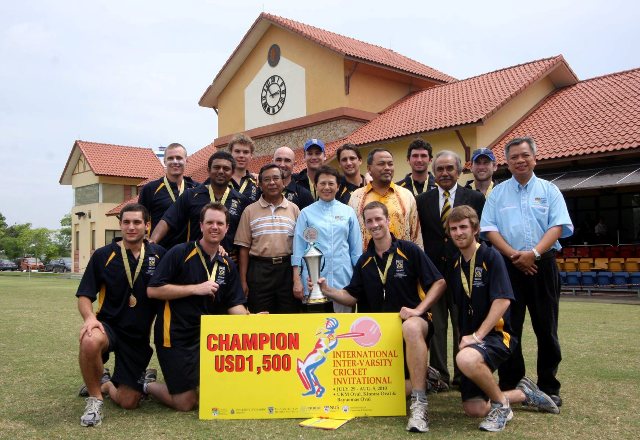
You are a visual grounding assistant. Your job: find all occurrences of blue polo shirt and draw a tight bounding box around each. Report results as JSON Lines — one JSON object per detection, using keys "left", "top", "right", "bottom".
{"left": 149, "top": 241, "right": 246, "bottom": 348}
{"left": 161, "top": 182, "right": 249, "bottom": 252}
{"left": 76, "top": 239, "right": 166, "bottom": 340}
{"left": 450, "top": 243, "right": 516, "bottom": 347}
{"left": 138, "top": 176, "right": 198, "bottom": 248}
{"left": 344, "top": 236, "right": 442, "bottom": 315}
{"left": 480, "top": 174, "right": 573, "bottom": 251}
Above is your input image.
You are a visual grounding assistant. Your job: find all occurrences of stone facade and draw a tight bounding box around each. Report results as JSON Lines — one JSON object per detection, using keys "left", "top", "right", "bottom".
{"left": 252, "top": 119, "right": 365, "bottom": 156}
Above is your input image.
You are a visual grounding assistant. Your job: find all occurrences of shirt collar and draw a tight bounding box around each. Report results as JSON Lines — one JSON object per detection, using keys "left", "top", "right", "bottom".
{"left": 259, "top": 195, "right": 289, "bottom": 209}
{"left": 509, "top": 172, "right": 537, "bottom": 190}
{"left": 438, "top": 184, "right": 457, "bottom": 198}
{"left": 365, "top": 181, "right": 396, "bottom": 195}
{"left": 195, "top": 240, "right": 226, "bottom": 263}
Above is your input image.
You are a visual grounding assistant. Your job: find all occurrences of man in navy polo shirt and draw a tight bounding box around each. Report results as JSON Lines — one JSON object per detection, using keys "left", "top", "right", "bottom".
{"left": 76, "top": 203, "right": 166, "bottom": 427}
{"left": 273, "top": 146, "right": 315, "bottom": 210}
{"left": 150, "top": 151, "right": 249, "bottom": 261}
{"left": 447, "top": 205, "right": 558, "bottom": 432}
{"left": 315, "top": 201, "right": 446, "bottom": 433}
{"left": 147, "top": 202, "right": 250, "bottom": 411}
{"left": 138, "top": 142, "right": 197, "bottom": 249}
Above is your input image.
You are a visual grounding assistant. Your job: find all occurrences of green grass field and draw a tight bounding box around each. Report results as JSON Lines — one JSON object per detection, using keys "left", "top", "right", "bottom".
{"left": 0, "top": 273, "right": 638, "bottom": 439}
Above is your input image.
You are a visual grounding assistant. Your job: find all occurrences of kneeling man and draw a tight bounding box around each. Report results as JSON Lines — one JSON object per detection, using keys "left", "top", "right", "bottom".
{"left": 447, "top": 205, "right": 559, "bottom": 432}
{"left": 316, "top": 201, "right": 446, "bottom": 433}
{"left": 147, "top": 203, "right": 250, "bottom": 411}
{"left": 76, "top": 203, "right": 166, "bottom": 426}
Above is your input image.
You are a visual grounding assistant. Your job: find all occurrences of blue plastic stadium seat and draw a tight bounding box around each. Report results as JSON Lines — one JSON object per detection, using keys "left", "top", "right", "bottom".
{"left": 596, "top": 271, "right": 613, "bottom": 287}
{"left": 611, "top": 271, "right": 629, "bottom": 287}
{"left": 559, "top": 271, "right": 567, "bottom": 284}
{"left": 565, "top": 272, "right": 581, "bottom": 287}
{"left": 580, "top": 272, "right": 597, "bottom": 287}
{"left": 628, "top": 272, "right": 640, "bottom": 286}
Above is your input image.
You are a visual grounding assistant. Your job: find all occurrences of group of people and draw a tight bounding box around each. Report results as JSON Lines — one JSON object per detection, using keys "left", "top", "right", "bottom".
{"left": 75, "top": 134, "right": 573, "bottom": 433}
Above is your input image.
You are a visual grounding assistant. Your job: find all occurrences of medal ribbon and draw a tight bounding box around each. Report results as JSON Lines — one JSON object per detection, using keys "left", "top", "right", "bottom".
{"left": 460, "top": 242, "right": 481, "bottom": 299}
{"left": 308, "top": 176, "right": 317, "bottom": 200}
{"left": 376, "top": 252, "right": 395, "bottom": 300}
{"left": 121, "top": 242, "right": 145, "bottom": 292}
{"left": 410, "top": 176, "right": 422, "bottom": 196}
{"left": 195, "top": 244, "right": 219, "bottom": 281}
{"left": 163, "top": 176, "right": 184, "bottom": 202}
{"left": 208, "top": 185, "right": 230, "bottom": 205}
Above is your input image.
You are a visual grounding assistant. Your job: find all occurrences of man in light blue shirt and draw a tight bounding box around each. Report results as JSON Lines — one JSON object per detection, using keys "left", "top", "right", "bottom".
{"left": 293, "top": 166, "right": 362, "bottom": 312}
{"left": 480, "top": 137, "right": 573, "bottom": 408}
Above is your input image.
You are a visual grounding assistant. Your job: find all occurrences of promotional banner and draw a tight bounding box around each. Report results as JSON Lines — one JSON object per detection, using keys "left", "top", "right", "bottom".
{"left": 199, "top": 313, "right": 405, "bottom": 420}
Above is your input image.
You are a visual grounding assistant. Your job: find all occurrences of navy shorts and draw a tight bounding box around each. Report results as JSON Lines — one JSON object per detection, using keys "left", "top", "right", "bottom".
{"left": 156, "top": 343, "right": 200, "bottom": 395}
{"left": 459, "top": 331, "right": 515, "bottom": 402}
{"left": 101, "top": 321, "right": 152, "bottom": 393}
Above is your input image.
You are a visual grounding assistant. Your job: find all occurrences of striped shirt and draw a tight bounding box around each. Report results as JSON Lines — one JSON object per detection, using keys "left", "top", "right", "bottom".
{"left": 234, "top": 196, "right": 300, "bottom": 257}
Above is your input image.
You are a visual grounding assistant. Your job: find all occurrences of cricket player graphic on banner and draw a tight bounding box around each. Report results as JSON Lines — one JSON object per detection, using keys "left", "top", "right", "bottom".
{"left": 199, "top": 314, "right": 405, "bottom": 419}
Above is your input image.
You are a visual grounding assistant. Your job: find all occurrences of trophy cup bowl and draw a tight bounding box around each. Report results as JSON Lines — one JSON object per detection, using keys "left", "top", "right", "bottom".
{"left": 302, "top": 227, "right": 329, "bottom": 304}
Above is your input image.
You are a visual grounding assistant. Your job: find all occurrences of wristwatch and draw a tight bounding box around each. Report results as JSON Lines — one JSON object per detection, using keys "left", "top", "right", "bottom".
{"left": 532, "top": 247, "right": 541, "bottom": 261}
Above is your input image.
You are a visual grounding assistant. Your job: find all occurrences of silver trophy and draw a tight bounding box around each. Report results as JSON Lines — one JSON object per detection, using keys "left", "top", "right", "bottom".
{"left": 302, "top": 227, "right": 328, "bottom": 304}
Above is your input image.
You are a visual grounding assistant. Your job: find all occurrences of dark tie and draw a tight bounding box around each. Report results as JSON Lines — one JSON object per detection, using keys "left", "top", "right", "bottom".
{"left": 440, "top": 190, "right": 451, "bottom": 229}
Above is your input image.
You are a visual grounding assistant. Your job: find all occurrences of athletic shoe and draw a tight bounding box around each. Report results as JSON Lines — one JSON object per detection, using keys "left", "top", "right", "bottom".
{"left": 517, "top": 377, "right": 560, "bottom": 414}
{"left": 78, "top": 368, "right": 111, "bottom": 397}
{"left": 80, "top": 397, "right": 104, "bottom": 427}
{"left": 426, "top": 366, "right": 449, "bottom": 394}
{"left": 406, "top": 397, "right": 429, "bottom": 433}
{"left": 479, "top": 402, "right": 513, "bottom": 432}
{"left": 550, "top": 394, "right": 563, "bottom": 407}
{"left": 139, "top": 368, "right": 157, "bottom": 398}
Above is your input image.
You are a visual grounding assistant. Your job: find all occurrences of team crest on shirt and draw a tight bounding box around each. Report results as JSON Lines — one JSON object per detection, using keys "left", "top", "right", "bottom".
{"left": 473, "top": 266, "right": 484, "bottom": 287}
{"left": 229, "top": 200, "right": 239, "bottom": 216}
{"left": 146, "top": 256, "right": 157, "bottom": 275}
{"left": 286, "top": 192, "right": 295, "bottom": 201}
{"left": 394, "top": 259, "right": 407, "bottom": 278}
{"left": 216, "top": 266, "right": 226, "bottom": 284}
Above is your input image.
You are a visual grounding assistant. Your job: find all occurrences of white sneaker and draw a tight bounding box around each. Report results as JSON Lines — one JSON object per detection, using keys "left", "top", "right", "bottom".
{"left": 80, "top": 397, "right": 104, "bottom": 427}
{"left": 406, "top": 397, "right": 429, "bottom": 432}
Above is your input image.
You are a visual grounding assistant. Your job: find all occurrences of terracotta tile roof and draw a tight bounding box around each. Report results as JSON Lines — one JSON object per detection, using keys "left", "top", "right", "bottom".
{"left": 60, "top": 141, "right": 163, "bottom": 184}
{"left": 262, "top": 13, "right": 456, "bottom": 83}
{"left": 493, "top": 67, "right": 640, "bottom": 164}
{"left": 184, "top": 142, "right": 216, "bottom": 183}
{"left": 106, "top": 196, "right": 138, "bottom": 217}
{"left": 340, "top": 56, "right": 574, "bottom": 147}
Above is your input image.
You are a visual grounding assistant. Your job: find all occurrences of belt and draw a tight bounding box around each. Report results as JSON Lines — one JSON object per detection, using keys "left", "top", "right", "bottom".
{"left": 250, "top": 255, "right": 291, "bottom": 265}
{"left": 540, "top": 250, "right": 557, "bottom": 260}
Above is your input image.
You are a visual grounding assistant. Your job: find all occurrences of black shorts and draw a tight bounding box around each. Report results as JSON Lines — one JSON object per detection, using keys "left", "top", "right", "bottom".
{"left": 101, "top": 321, "right": 152, "bottom": 393}
{"left": 403, "top": 315, "right": 434, "bottom": 378}
{"left": 156, "top": 343, "right": 200, "bottom": 395}
{"left": 460, "top": 332, "right": 514, "bottom": 402}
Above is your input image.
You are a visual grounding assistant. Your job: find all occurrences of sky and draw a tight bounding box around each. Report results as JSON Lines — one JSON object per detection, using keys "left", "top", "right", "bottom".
{"left": 1, "top": 0, "right": 638, "bottom": 229}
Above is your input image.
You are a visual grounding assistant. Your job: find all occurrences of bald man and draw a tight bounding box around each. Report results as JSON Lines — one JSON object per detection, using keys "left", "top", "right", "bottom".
{"left": 273, "top": 146, "right": 314, "bottom": 210}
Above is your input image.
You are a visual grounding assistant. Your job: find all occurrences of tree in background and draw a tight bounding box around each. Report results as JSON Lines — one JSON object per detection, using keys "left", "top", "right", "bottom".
{"left": 0, "top": 213, "right": 70, "bottom": 261}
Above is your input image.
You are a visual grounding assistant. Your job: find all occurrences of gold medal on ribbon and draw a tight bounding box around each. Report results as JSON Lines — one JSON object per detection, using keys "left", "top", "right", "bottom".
{"left": 121, "top": 243, "right": 145, "bottom": 308}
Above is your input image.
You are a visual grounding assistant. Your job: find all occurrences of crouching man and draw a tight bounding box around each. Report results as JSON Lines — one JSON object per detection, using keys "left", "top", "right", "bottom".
{"left": 447, "top": 205, "right": 559, "bottom": 432}
{"left": 76, "top": 203, "right": 166, "bottom": 426}
{"left": 315, "top": 201, "right": 446, "bottom": 433}
{"left": 146, "top": 203, "right": 251, "bottom": 411}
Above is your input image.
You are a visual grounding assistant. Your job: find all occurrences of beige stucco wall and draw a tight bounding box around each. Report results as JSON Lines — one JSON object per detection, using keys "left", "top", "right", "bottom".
{"left": 217, "top": 26, "right": 346, "bottom": 136}
{"left": 346, "top": 67, "right": 415, "bottom": 114}
{"left": 476, "top": 76, "right": 555, "bottom": 147}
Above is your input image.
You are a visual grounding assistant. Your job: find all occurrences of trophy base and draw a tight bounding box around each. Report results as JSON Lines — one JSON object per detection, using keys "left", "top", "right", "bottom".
{"left": 305, "top": 296, "right": 330, "bottom": 305}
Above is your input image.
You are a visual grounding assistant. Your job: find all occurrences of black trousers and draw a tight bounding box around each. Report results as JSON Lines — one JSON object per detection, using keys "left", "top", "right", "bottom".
{"left": 498, "top": 255, "right": 562, "bottom": 395}
{"left": 429, "top": 283, "right": 461, "bottom": 385}
{"left": 247, "top": 257, "right": 301, "bottom": 314}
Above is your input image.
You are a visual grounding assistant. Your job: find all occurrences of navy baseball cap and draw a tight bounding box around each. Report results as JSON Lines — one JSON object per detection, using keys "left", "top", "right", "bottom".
{"left": 304, "top": 139, "right": 325, "bottom": 152}
{"left": 471, "top": 147, "right": 495, "bottom": 162}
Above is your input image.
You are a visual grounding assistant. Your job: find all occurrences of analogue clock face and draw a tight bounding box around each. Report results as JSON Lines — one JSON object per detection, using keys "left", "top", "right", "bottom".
{"left": 261, "top": 75, "right": 286, "bottom": 115}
